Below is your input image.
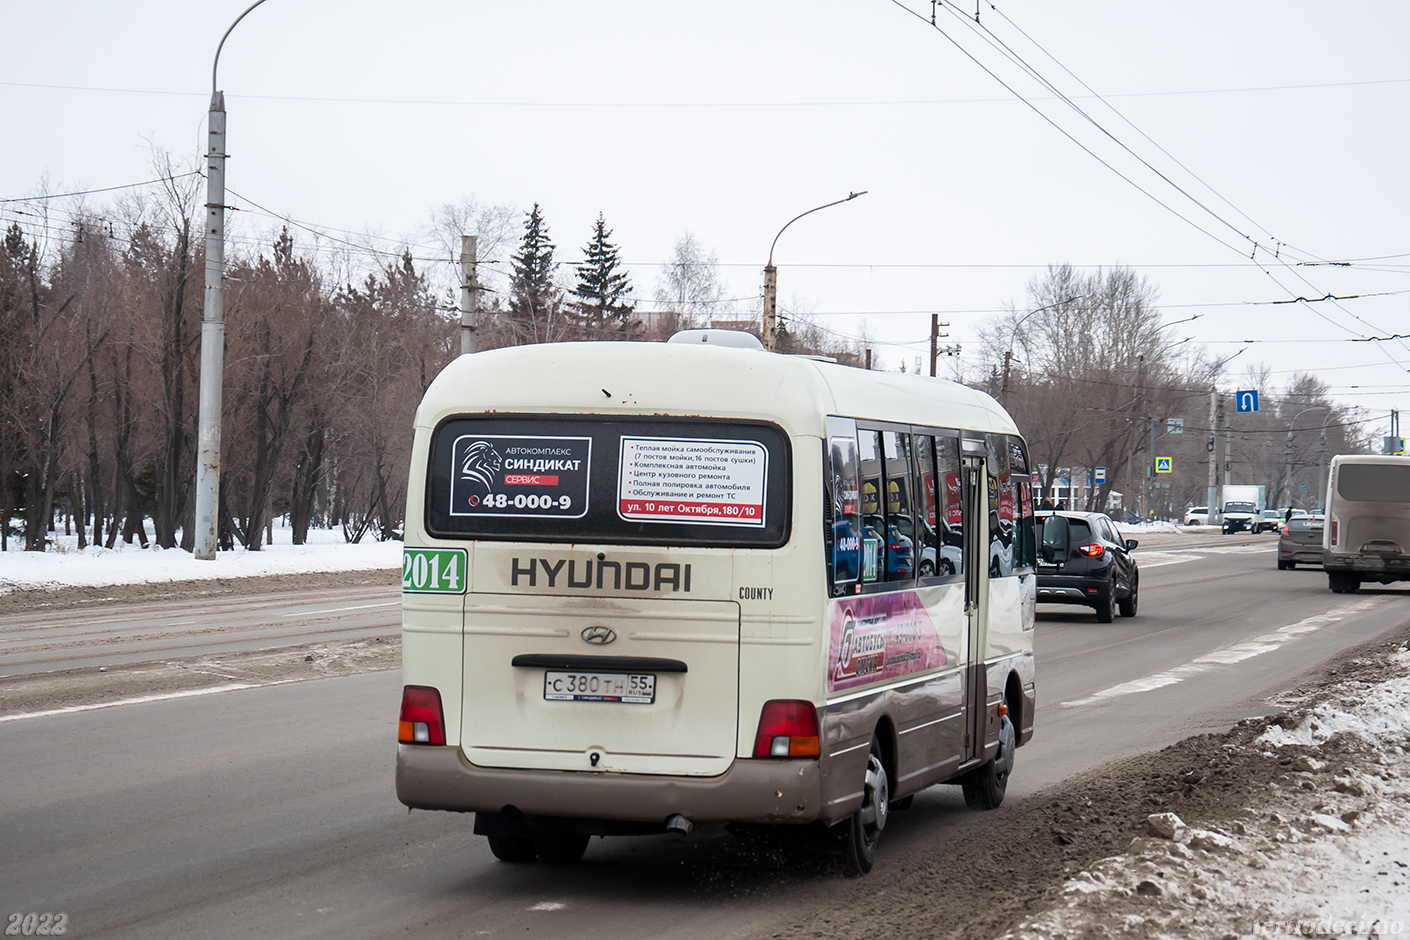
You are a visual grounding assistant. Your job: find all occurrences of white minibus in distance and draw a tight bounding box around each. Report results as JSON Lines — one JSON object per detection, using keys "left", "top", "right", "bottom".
{"left": 395, "top": 330, "right": 1038, "bottom": 874}
{"left": 1323, "top": 454, "right": 1410, "bottom": 593}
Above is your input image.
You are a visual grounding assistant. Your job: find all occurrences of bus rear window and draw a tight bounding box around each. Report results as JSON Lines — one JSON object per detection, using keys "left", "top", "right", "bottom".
{"left": 1338, "top": 463, "right": 1410, "bottom": 503}
{"left": 426, "top": 416, "right": 791, "bottom": 547}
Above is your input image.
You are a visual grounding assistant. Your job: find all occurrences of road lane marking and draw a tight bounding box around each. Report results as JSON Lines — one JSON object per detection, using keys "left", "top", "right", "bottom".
{"left": 0, "top": 679, "right": 302, "bottom": 723}
{"left": 1058, "top": 596, "right": 1388, "bottom": 708}
{"left": 1131, "top": 544, "right": 1272, "bottom": 569}
{"left": 1132, "top": 551, "right": 1197, "bottom": 569}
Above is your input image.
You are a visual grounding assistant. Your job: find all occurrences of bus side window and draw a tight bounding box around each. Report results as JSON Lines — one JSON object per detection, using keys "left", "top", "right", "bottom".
{"left": 857, "top": 430, "right": 885, "bottom": 584}
{"left": 935, "top": 435, "right": 964, "bottom": 576}
{"left": 828, "top": 434, "right": 863, "bottom": 595}
{"left": 987, "top": 433, "right": 1015, "bottom": 578}
{"left": 882, "top": 430, "right": 915, "bottom": 582}
{"left": 1009, "top": 435, "right": 1036, "bottom": 571}
{"left": 913, "top": 434, "right": 943, "bottom": 579}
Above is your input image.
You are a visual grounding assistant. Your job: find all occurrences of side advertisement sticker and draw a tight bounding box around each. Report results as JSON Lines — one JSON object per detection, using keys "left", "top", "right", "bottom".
{"left": 827, "top": 592, "right": 948, "bottom": 693}
{"left": 617, "top": 437, "right": 767, "bottom": 527}
{"left": 449, "top": 435, "right": 591, "bottom": 519}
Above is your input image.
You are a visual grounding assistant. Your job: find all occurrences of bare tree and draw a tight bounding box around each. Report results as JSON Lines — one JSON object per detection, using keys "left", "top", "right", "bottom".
{"left": 981, "top": 266, "right": 1175, "bottom": 512}
{"left": 650, "top": 231, "right": 728, "bottom": 338}
{"left": 220, "top": 229, "right": 328, "bottom": 550}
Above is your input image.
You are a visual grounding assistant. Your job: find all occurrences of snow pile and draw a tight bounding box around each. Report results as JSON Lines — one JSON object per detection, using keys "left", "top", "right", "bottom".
{"left": 1000, "top": 656, "right": 1410, "bottom": 940}
{"left": 1123, "top": 520, "right": 1186, "bottom": 534}
{"left": 0, "top": 526, "right": 401, "bottom": 595}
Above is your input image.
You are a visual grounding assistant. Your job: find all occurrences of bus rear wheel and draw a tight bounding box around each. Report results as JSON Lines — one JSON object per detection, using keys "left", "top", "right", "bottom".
{"left": 535, "top": 833, "right": 590, "bottom": 863}
{"left": 839, "top": 735, "right": 889, "bottom": 876}
{"left": 487, "top": 835, "right": 537, "bottom": 862}
{"left": 961, "top": 708, "right": 1015, "bottom": 810}
{"left": 1329, "top": 571, "right": 1361, "bottom": 594}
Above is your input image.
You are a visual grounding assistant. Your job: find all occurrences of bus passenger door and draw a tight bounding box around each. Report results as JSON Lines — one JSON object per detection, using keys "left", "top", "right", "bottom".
{"left": 960, "top": 453, "right": 988, "bottom": 764}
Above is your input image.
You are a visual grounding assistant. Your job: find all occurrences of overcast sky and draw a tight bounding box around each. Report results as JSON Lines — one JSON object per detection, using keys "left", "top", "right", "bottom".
{"left": 4, "top": 1, "right": 1408, "bottom": 433}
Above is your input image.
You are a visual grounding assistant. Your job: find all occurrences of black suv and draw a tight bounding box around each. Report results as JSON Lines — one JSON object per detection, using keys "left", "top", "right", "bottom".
{"left": 1034, "top": 510, "right": 1140, "bottom": 623}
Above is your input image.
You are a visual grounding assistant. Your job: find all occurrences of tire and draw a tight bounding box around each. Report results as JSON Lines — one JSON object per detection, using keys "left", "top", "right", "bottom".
{"left": 961, "top": 708, "right": 1015, "bottom": 810}
{"left": 839, "top": 735, "right": 889, "bottom": 876}
{"left": 918, "top": 559, "right": 935, "bottom": 578}
{"left": 1094, "top": 582, "right": 1117, "bottom": 623}
{"left": 1117, "top": 575, "right": 1138, "bottom": 618}
{"left": 487, "top": 835, "right": 537, "bottom": 863}
{"left": 1277, "top": 560, "right": 1292, "bottom": 570}
{"left": 535, "top": 834, "right": 590, "bottom": 863}
{"left": 1329, "top": 571, "right": 1360, "bottom": 594}
{"left": 940, "top": 558, "right": 955, "bottom": 576}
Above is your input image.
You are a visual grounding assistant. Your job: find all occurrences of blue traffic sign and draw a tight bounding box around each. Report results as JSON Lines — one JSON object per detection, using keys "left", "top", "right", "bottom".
{"left": 1155, "top": 457, "right": 1172, "bottom": 473}
{"left": 1236, "top": 390, "right": 1259, "bottom": 413}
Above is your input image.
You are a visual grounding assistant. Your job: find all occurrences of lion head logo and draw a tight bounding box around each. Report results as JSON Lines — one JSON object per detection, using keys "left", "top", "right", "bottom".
{"left": 459, "top": 440, "right": 502, "bottom": 499}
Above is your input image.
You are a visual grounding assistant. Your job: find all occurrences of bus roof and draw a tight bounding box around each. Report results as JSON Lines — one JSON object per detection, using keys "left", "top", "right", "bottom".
{"left": 416, "top": 340, "right": 1019, "bottom": 439}
{"left": 1331, "top": 454, "right": 1410, "bottom": 465}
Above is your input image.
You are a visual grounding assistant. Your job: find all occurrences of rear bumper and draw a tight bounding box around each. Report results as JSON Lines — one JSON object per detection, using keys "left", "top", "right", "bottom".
{"left": 396, "top": 744, "right": 823, "bottom": 826}
{"left": 1035, "top": 573, "right": 1108, "bottom": 606}
{"left": 1278, "top": 545, "right": 1323, "bottom": 564}
{"left": 1323, "top": 551, "right": 1410, "bottom": 578}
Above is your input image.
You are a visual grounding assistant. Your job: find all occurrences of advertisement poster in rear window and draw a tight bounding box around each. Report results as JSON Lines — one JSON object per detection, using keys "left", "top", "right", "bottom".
{"left": 449, "top": 435, "right": 591, "bottom": 519}
{"left": 618, "top": 437, "right": 767, "bottom": 527}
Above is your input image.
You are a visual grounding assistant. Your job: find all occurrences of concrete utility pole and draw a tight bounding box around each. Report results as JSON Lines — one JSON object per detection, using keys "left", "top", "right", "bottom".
{"left": 194, "top": 0, "right": 271, "bottom": 560}
{"left": 762, "top": 264, "right": 779, "bottom": 351}
{"left": 761, "top": 191, "right": 866, "bottom": 351}
{"left": 193, "top": 89, "right": 226, "bottom": 560}
{"left": 459, "top": 234, "right": 479, "bottom": 355}
{"left": 1206, "top": 387, "right": 1219, "bottom": 526}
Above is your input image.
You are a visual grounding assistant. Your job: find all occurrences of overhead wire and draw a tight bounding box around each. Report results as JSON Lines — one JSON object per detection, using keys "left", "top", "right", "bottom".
{"left": 895, "top": 0, "right": 1410, "bottom": 374}
{"left": 965, "top": 0, "right": 1410, "bottom": 366}
{"left": 6, "top": 76, "right": 1408, "bottom": 107}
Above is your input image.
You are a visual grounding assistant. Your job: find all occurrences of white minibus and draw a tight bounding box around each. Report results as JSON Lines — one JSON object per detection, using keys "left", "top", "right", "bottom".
{"left": 395, "top": 330, "right": 1037, "bottom": 874}
{"left": 1324, "top": 454, "right": 1410, "bottom": 593}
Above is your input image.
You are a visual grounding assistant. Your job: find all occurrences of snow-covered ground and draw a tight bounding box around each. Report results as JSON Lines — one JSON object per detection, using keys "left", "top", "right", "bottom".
{"left": 1002, "top": 650, "right": 1410, "bottom": 940}
{"left": 0, "top": 525, "right": 401, "bottom": 595}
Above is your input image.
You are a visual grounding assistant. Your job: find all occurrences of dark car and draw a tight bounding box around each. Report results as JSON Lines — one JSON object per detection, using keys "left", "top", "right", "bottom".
{"left": 1034, "top": 510, "right": 1140, "bottom": 623}
{"left": 1277, "top": 516, "right": 1325, "bottom": 570}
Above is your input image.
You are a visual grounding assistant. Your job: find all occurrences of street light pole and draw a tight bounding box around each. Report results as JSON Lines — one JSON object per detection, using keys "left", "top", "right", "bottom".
{"left": 194, "top": 0, "right": 271, "bottom": 560}
{"left": 762, "top": 191, "right": 866, "bottom": 351}
{"left": 1000, "top": 296, "right": 1074, "bottom": 408}
{"left": 1283, "top": 405, "right": 1327, "bottom": 510}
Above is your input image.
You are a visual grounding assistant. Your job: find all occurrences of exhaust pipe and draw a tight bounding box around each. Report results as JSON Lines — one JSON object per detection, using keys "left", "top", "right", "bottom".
{"left": 665, "top": 814, "right": 693, "bottom": 835}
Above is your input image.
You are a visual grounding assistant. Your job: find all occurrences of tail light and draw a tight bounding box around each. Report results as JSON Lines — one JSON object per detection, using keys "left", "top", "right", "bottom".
{"left": 1330, "top": 520, "right": 1338, "bottom": 544}
{"left": 398, "top": 685, "right": 445, "bottom": 745}
{"left": 1076, "top": 543, "right": 1104, "bottom": 557}
{"left": 752, "top": 700, "right": 820, "bottom": 758}
{"left": 1280, "top": 525, "right": 1290, "bottom": 536}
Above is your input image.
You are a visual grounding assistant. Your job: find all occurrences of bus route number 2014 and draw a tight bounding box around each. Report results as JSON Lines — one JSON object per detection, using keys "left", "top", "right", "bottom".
{"left": 402, "top": 549, "right": 469, "bottom": 594}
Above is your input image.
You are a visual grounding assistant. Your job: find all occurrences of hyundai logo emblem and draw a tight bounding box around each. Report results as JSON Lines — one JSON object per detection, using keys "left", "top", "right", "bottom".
{"left": 581, "top": 626, "right": 617, "bottom": 645}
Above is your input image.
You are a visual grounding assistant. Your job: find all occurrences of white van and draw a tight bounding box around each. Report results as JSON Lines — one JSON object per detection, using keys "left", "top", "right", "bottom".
{"left": 395, "top": 332, "right": 1037, "bottom": 874}
{"left": 1323, "top": 454, "right": 1410, "bottom": 593}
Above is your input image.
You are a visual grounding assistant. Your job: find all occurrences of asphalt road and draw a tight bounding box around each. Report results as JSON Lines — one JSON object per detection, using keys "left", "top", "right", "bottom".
{"left": 0, "top": 584, "right": 399, "bottom": 675}
{"left": 2, "top": 532, "right": 1407, "bottom": 939}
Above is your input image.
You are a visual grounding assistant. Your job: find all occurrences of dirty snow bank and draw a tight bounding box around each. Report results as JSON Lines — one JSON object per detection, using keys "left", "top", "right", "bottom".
{"left": 1001, "top": 649, "right": 1410, "bottom": 940}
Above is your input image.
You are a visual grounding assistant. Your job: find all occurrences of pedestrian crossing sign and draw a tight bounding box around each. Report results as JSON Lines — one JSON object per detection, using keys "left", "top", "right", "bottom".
{"left": 1155, "top": 457, "right": 1173, "bottom": 473}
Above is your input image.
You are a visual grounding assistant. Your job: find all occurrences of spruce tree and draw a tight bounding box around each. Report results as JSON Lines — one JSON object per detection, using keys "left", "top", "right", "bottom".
{"left": 507, "top": 203, "right": 562, "bottom": 343}
{"left": 571, "top": 214, "right": 634, "bottom": 339}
